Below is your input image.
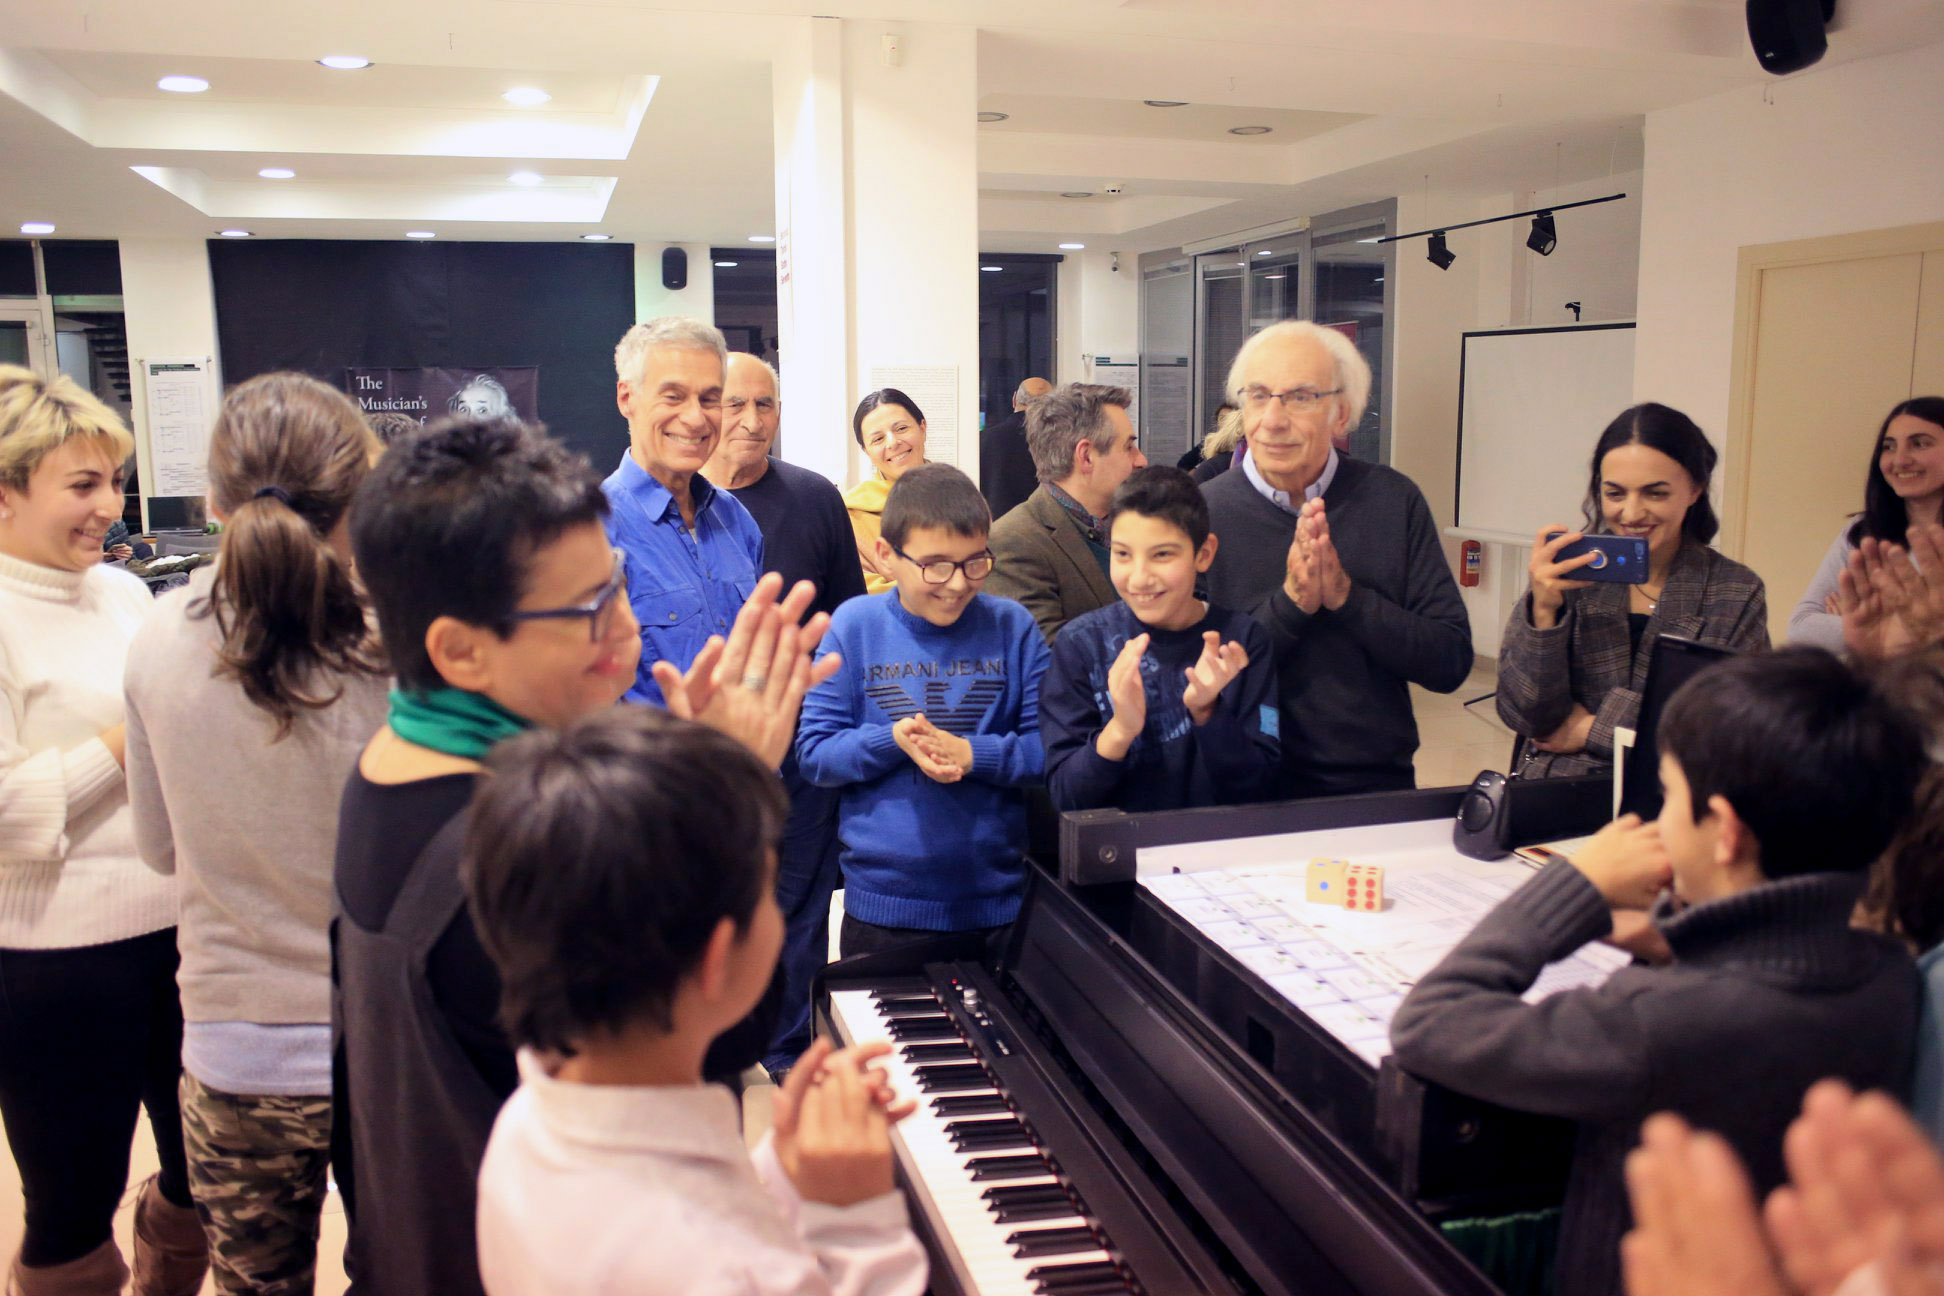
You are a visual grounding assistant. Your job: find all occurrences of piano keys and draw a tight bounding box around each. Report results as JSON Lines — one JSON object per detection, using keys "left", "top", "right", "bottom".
{"left": 818, "top": 873, "right": 1502, "bottom": 1296}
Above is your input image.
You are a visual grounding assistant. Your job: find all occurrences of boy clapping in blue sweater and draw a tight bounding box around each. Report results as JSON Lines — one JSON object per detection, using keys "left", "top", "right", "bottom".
{"left": 797, "top": 465, "right": 1049, "bottom": 958}
{"left": 1041, "top": 466, "right": 1280, "bottom": 812}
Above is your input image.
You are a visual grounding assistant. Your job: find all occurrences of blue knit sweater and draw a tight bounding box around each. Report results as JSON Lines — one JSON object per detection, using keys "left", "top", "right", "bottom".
{"left": 1041, "top": 601, "right": 1280, "bottom": 812}
{"left": 796, "top": 592, "right": 1049, "bottom": 931}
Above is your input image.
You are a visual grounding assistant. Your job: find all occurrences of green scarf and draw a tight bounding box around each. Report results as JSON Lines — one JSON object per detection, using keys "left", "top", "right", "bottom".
{"left": 387, "top": 686, "right": 532, "bottom": 761}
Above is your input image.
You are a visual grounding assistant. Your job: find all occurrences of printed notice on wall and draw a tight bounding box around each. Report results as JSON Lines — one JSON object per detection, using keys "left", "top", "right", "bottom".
{"left": 867, "top": 365, "right": 957, "bottom": 465}
{"left": 143, "top": 358, "right": 216, "bottom": 498}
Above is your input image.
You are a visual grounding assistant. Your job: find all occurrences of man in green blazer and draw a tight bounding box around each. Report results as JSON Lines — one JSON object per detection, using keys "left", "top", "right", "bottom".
{"left": 984, "top": 383, "right": 1147, "bottom": 643}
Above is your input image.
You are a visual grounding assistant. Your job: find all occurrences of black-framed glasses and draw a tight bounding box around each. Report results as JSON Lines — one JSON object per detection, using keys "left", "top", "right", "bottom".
{"left": 1241, "top": 385, "right": 1342, "bottom": 412}
{"left": 890, "top": 544, "right": 995, "bottom": 585}
{"left": 505, "top": 550, "right": 628, "bottom": 642}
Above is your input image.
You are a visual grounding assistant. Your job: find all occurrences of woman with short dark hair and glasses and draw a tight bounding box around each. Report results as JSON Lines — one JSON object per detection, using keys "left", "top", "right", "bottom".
{"left": 124, "top": 372, "right": 387, "bottom": 1295}
{"left": 1497, "top": 403, "right": 1768, "bottom": 779}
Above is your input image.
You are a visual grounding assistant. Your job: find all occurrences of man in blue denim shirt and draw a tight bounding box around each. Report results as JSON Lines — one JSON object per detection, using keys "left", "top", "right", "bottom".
{"left": 604, "top": 317, "right": 764, "bottom": 705}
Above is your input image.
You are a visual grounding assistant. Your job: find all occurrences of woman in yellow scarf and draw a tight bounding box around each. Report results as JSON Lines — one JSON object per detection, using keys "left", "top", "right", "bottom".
{"left": 844, "top": 388, "right": 930, "bottom": 593}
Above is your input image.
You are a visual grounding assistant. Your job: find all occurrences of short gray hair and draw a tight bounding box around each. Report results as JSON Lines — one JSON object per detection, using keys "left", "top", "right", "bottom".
{"left": 1025, "top": 383, "right": 1132, "bottom": 483}
{"left": 614, "top": 317, "right": 729, "bottom": 385}
{"left": 1224, "top": 320, "right": 1371, "bottom": 429}
{"left": 1012, "top": 376, "right": 1050, "bottom": 409}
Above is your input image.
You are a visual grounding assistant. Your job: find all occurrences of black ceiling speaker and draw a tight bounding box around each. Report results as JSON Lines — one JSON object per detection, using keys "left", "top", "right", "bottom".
{"left": 1747, "top": 0, "right": 1836, "bottom": 75}
{"left": 661, "top": 246, "right": 687, "bottom": 291}
{"left": 1426, "top": 231, "right": 1455, "bottom": 271}
{"left": 1527, "top": 212, "right": 1557, "bottom": 256}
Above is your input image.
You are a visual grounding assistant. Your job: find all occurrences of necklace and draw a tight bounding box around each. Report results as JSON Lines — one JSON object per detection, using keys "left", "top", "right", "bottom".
{"left": 1635, "top": 581, "right": 1665, "bottom": 613}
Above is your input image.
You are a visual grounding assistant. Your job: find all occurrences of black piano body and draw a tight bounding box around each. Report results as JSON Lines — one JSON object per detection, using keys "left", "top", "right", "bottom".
{"left": 817, "top": 782, "right": 1611, "bottom": 1296}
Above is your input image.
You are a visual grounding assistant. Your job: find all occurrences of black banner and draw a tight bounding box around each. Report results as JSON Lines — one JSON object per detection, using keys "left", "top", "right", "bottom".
{"left": 344, "top": 366, "right": 539, "bottom": 426}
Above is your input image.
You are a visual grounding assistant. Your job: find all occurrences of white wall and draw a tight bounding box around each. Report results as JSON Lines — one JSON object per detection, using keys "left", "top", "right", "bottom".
{"left": 1055, "top": 250, "right": 1140, "bottom": 386}
{"left": 118, "top": 237, "right": 220, "bottom": 531}
{"left": 632, "top": 242, "right": 715, "bottom": 325}
{"left": 1634, "top": 40, "right": 1944, "bottom": 450}
{"left": 1389, "top": 177, "right": 1645, "bottom": 658}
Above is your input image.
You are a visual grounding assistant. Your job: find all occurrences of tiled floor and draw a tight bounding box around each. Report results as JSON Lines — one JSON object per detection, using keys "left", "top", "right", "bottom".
{"left": 0, "top": 662, "right": 1508, "bottom": 1292}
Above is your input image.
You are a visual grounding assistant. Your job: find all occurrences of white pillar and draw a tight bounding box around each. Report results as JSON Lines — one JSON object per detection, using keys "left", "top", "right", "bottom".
{"left": 118, "top": 238, "right": 221, "bottom": 532}
{"left": 772, "top": 17, "right": 981, "bottom": 488}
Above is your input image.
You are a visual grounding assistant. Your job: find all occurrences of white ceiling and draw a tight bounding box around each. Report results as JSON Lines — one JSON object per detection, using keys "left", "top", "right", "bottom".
{"left": 2, "top": 0, "right": 1940, "bottom": 254}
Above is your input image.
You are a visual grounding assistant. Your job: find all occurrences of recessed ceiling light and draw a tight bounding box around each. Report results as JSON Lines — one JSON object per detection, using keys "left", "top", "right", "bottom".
{"left": 19, "top": 222, "right": 54, "bottom": 235}
{"left": 1060, "top": 192, "right": 1094, "bottom": 199}
{"left": 1256, "top": 250, "right": 1273, "bottom": 256}
{"left": 580, "top": 233, "right": 612, "bottom": 241}
{"left": 1057, "top": 242, "right": 1085, "bottom": 250}
{"left": 509, "top": 170, "right": 543, "bottom": 186}
{"left": 502, "top": 87, "right": 551, "bottom": 107}
{"left": 748, "top": 234, "right": 777, "bottom": 243}
{"left": 1228, "top": 125, "right": 1272, "bottom": 136}
{"left": 978, "top": 111, "right": 1010, "bottom": 123}
{"left": 158, "top": 75, "right": 210, "bottom": 94}
{"left": 258, "top": 167, "right": 295, "bottom": 180}
{"left": 1262, "top": 273, "right": 1286, "bottom": 280}
{"left": 1142, "top": 99, "right": 1188, "bottom": 107}
{"left": 218, "top": 229, "right": 252, "bottom": 238}
{"left": 317, "top": 55, "right": 372, "bottom": 70}
{"left": 714, "top": 260, "right": 738, "bottom": 267}
{"left": 405, "top": 231, "right": 436, "bottom": 239}
{"left": 981, "top": 265, "right": 1004, "bottom": 272}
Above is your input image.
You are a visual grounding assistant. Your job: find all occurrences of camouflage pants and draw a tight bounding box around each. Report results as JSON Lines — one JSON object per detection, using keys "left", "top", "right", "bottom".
{"left": 179, "top": 1072, "right": 333, "bottom": 1296}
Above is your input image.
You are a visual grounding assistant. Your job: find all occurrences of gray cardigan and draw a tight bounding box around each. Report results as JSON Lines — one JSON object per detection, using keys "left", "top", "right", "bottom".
{"left": 1789, "top": 523, "right": 1853, "bottom": 652}
{"left": 123, "top": 569, "right": 390, "bottom": 1025}
{"left": 1497, "top": 542, "right": 1769, "bottom": 778}
{"left": 1390, "top": 860, "right": 1918, "bottom": 1296}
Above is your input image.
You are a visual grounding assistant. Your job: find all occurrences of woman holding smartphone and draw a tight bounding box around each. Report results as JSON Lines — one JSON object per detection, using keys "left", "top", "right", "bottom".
{"left": 1497, "top": 403, "right": 1768, "bottom": 778}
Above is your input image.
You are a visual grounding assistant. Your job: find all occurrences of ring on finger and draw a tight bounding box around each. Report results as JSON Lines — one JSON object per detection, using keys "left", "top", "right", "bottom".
{"left": 741, "top": 673, "right": 768, "bottom": 691}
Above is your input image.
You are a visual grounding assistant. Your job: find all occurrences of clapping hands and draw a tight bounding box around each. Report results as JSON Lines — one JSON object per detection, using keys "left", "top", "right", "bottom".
{"left": 772, "top": 1038, "right": 916, "bottom": 1208}
{"left": 1281, "top": 498, "right": 1351, "bottom": 614}
{"left": 1836, "top": 524, "right": 1944, "bottom": 660}
{"left": 894, "top": 713, "right": 973, "bottom": 783}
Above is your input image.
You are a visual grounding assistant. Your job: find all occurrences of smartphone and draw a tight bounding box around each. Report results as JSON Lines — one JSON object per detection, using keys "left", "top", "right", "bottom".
{"left": 1545, "top": 531, "right": 1649, "bottom": 583}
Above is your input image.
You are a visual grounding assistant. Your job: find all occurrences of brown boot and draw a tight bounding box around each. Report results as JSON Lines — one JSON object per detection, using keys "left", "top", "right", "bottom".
{"left": 7, "top": 1241, "right": 130, "bottom": 1295}
{"left": 130, "top": 1177, "right": 207, "bottom": 1296}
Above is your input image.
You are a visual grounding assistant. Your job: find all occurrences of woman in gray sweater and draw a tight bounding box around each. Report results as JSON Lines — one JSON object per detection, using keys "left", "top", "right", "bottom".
{"left": 1790, "top": 396, "right": 1944, "bottom": 652}
{"left": 1498, "top": 403, "right": 1768, "bottom": 779}
{"left": 124, "top": 373, "right": 388, "bottom": 1295}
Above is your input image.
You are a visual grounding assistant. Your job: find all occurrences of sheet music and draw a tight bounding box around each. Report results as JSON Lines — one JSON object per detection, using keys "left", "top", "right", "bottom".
{"left": 1142, "top": 831, "right": 1627, "bottom": 1067}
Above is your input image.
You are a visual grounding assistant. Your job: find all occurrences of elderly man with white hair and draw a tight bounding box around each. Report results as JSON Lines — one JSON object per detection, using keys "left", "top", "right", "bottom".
{"left": 605, "top": 317, "right": 765, "bottom": 704}
{"left": 1203, "top": 320, "right": 1471, "bottom": 798}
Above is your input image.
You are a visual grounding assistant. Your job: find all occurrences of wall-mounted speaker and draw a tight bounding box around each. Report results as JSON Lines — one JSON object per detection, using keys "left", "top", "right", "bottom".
{"left": 661, "top": 247, "right": 688, "bottom": 291}
{"left": 1746, "top": 0, "right": 1835, "bottom": 76}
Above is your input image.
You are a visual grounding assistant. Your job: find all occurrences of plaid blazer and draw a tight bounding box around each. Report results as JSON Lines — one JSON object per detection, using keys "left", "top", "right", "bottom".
{"left": 1497, "top": 542, "right": 1769, "bottom": 778}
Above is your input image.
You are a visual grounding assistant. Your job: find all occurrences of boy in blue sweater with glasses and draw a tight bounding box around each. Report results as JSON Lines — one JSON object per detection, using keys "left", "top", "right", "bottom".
{"left": 797, "top": 464, "right": 1049, "bottom": 958}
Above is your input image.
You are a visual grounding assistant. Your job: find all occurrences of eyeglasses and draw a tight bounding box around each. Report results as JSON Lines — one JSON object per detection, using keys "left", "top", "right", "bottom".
{"left": 1241, "top": 385, "right": 1342, "bottom": 412}
{"left": 505, "top": 550, "right": 628, "bottom": 642}
{"left": 891, "top": 544, "right": 995, "bottom": 585}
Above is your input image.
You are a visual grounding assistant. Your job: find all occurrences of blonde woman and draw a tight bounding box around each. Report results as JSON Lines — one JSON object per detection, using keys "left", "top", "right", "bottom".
{"left": 0, "top": 366, "right": 204, "bottom": 1295}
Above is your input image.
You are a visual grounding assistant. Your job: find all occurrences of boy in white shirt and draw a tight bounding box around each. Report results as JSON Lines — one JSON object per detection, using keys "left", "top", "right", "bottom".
{"left": 464, "top": 707, "right": 926, "bottom": 1296}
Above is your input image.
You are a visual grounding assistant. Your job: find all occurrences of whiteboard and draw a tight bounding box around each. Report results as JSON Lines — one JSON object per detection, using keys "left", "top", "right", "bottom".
{"left": 1455, "top": 324, "right": 1636, "bottom": 542}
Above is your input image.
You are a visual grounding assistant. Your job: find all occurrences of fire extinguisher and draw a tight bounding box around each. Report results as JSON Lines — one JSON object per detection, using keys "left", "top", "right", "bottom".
{"left": 1460, "top": 539, "right": 1482, "bottom": 588}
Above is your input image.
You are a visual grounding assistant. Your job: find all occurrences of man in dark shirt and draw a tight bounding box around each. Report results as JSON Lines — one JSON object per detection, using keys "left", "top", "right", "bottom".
{"left": 1202, "top": 321, "right": 1470, "bottom": 797}
{"left": 981, "top": 375, "right": 1050, "bottom": 519}
{"left": 701, "top": 353, "right": 866, "bottom": 1078}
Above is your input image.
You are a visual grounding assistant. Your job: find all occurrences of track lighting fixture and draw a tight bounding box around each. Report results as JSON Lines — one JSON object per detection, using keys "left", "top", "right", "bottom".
{"left": 1527, "top": 212, "right": 1557, "bottom": 256}
{"left": 1426, "top": 232, "right": 1455, "bottom": 271}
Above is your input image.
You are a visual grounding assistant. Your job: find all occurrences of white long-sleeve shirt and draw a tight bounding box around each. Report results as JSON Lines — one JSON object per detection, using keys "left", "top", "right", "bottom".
{"left": 0, "top": 549, "right": 174, "bottom": 948}
{"left": 477, "top": 1050, "right": 928, "bottom": 1296}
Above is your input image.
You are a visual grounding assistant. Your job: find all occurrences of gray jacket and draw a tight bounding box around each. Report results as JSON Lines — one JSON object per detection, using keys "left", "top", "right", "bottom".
{"left": 1497, "top": 542, "right": 1769, "bottom": 777}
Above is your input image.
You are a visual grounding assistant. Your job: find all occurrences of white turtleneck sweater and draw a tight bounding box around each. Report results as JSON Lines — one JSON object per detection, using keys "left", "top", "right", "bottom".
{"left": 0, "top": 548, "right": 175, "bottom": 948}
